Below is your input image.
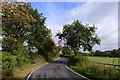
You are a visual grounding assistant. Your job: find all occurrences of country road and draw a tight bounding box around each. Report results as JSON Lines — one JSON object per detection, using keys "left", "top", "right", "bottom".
{"left": 27, "top": 57, "right": 89, "bottom": 80}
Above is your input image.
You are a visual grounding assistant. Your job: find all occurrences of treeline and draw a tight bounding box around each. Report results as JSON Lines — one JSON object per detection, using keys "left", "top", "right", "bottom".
{"left": 83, "top": 48, "right": 120, "bottom": 57}
{"left": 60, "top": 46, "right": 120, "bottom": 57}
{"left": 2, "top": 2, "right": 59, "bottom": 77}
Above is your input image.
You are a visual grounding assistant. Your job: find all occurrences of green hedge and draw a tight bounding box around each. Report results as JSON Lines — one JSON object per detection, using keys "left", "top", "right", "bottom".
{"left": 68, "top": 54, "right": 120, "bottom": 80}
{"left": 68, "top": 54, "right": 89, "bottom": 66}
{"left": 2, "top": 51, "right": 17, "bottom": 76}
{"left": 2, "top": 51, "right": 31, "bottom": 76}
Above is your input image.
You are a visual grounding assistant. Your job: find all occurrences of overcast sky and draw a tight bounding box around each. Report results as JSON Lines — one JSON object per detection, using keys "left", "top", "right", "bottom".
{"left": 31, "top": 2, "right": 118, "bottom": 51}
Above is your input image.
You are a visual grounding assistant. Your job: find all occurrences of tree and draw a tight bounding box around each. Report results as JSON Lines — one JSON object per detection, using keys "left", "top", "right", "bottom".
{"left": 57, "top": 45, "right": 63, "bottom": 51}
{"left": 110, "top": 49, "right": 120, "bottom": 57}
{"left": 2, "top": 2, "right": 59, "bottom": 77}
{"left": 56, "top": 20, "right": 100, "bottom": 54}
{"left": 27, "top": 8, "right": 51, "bottom": 55}
{"left": 2, "top": 2, "right": 36, "bottom": 52}
{"left": 2, "top": 2, "right": 37, "bottom": 76}
{"left": 26, "top": 6, "right": 59, "bottom": 60}
{"left": 95, "top": 50, "right": 103, "bottom": 56}
{"left": 62, "top": 46, "right": 72, "bottom": 55}
{"left": 2, "top": 1, "right": 58, "bottom": 58}
{"left": 103, "top": 51, "right": 110, "bottom": 57}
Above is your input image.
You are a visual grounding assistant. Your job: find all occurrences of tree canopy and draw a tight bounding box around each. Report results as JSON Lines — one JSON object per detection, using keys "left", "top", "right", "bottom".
{"left": 2, "top": 2, "right": 36, "bottom": 52}
{"left": 2, "top": 2, "right": 57, "bottom": 57}
{"left": 2, "top": 2, "right": 60, "bottom": 77}
{"left": 56, "top": 20, "right": 100, "bottom": 53}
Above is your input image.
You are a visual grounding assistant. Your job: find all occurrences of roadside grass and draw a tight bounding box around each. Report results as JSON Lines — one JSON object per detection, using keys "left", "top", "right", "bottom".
{"left": 2, "top": 55, "right": 48, "bottom": 80}
{"left": 67, "top": 54, "right": 120, "bottom": 80}
{"left": 70, "top": 65, "right": 120, "bottom": 80}
{"left": 88, "top": 56, "right": 120, "bottom": 65}
{"left": 14, "top": 61, "right": 47, "bottom": 80}
{"left": 70, "top": 66, "right": 107, "bottom": 80}
{"left": 13, "top": 56, "right": 60, "bottom": 80}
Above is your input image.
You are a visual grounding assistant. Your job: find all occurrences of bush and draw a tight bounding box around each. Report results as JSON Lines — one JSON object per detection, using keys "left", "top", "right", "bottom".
{"left": 68, "top": 54, "right": 89, "bottom": 66}
{"left": 71, "top": 64, "right": 120, "bottom": 80}
{"left": 82, "top": 53, "right": 93, "bottom": 56}
{"left": 68, "top": 53, "right": 120, "bottom": 79}
{"left": 44, "top": 48, "right": 60, "bottom": 61}
{"left": 2, "top": 51, "right": 17, "bottom": 76}
{"left": 2, "top": 50, "right": 31, "bottom": 77}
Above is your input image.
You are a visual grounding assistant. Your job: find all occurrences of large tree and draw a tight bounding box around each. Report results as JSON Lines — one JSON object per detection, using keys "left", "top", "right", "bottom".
{"left": 27, "top": 8, "right": 51, "bottom": 55}
{"left": 1, "top": 2, "right": 59, "bottom": 77}
{"left": 2, "top": 2, "right": 36, "bottom": 52}
{"left": 56, "top": 20, "right": 100, "bottom": 54}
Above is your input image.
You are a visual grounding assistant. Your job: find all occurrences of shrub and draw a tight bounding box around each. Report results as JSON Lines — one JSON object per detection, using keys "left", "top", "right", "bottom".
{"left": 2, "top": 50, "right": 31, "bottom": 77}
{"left": 68, "top": 54, "right": 89, "bottom": 66}
{"left": 2, "top": 51, "right": 17, "bottom": 76}
{"left": 68, "top": 54, "right": 120, "bottom": 79}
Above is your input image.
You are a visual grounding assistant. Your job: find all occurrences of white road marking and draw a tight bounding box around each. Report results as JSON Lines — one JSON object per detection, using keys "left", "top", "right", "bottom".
{"left": 26, "top": 64, "right": 48, "bottom": 80}
{"left": 26, "top": 57, "right": 90, "bottom": 80}
{"left": 65, "top": 58, "right": 90, "bottom": 80}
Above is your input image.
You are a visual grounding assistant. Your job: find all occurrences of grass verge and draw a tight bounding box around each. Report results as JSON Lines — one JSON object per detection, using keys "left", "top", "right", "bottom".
{"left": 69, "top": 65, "right": 120, "bottom": 80}
{"left": 70, "top": 66, "right": 107, "bottom": 80}
{"left": 2, "top": 56, "right": 60, "bottom": 80}
{"left": 2, "top": 56, "right": 48, "bottom": 80}
{"left": 13, "top": 56, "right": 60, "bottom": 80}
{"left": 14, "top": 62, "right": 47, "bottom": 80}
{"left": 67, "top": 54, "right": 120, "bottom": 80}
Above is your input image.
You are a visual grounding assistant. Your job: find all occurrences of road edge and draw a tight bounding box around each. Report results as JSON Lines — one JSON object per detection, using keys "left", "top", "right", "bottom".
{"left": 65, "top": 58, "right": 90, "bottom": 80}
{"left": 26, "top": 57, "right": 60, "bottom": 80}
{"left": 26, "top": 63, "right": 48, "bottom": 80}
{"left": 26, "top": 57, "right": 90, "bottom": 80}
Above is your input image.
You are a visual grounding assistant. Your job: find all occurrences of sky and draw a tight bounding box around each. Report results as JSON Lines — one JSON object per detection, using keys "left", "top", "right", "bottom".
{"left": 31, "top": 2, "right": 118, "bottom": 51}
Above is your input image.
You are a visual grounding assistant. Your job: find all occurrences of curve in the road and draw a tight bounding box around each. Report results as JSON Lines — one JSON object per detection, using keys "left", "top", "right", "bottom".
{"left": 27, "top": 57, "right": 90, "bottom": 80}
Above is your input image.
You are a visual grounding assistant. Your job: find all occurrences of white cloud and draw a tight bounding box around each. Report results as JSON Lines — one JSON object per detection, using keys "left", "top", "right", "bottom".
{"left": 66, "top": 2, "right": 118, "bottom": 51}
{"left": 46, "top": 23, "right": 63, "bottom": 45}
{"left": 34, "top": 2, "right": 118, "bottom": 51}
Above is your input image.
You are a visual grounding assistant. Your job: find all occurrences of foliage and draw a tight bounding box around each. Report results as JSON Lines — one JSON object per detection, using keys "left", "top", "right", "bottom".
{"left": 82, "top": 53, "right": 93, "bottom": 56}
{"left": 56, "top": 20, "right": 100, "bottom": 54}
{"left": 2, "top": 2, "right": 36, "bottom": 52}
{"left": 27, "top": 8, "right": 51, "bottom": 55}
{"left": 2, "top": 51, "right": 17, "bottom": 76}
{"left": 2, "top": 1, "right": 59, "bottom": 60}
{"left": 68, "top": 53, "right": 89, "bottom": 66}
{"left": 67, "top": 51, "right": 120, "bottom": 79}
{"left": 62, "top": 46, "right": 73, "bottom": 55}
{"left": 70, "top": 64, "right": 120, "bottom": 80}
{"left": 110, "top": 49, "right": 120, "bottom": 57}
{"left": 43, "top": 37, "right": 60, "bottom": 61}
{"left": 2, "top": 2, "right": 59, "bottom": 78}
{"left": 57, "top": 45, "right": 63, "bottom": 51}
{"left": 90, "top": 48, "right": 120, "bottom": 57}
{"left": 68, "top": 55, "right": 120, "bottom": 79}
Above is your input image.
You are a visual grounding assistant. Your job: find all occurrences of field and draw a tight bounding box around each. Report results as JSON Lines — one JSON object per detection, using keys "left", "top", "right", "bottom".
{"left": 88, "top": 56, "right": 120, "bottom": 65}
{"left": 68, "top": 55, "right": 120, "bottom": 79}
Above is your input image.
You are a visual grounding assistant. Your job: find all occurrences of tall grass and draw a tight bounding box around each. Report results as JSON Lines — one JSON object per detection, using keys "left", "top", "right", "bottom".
{"left": 2, "top": 55, "right": 47, "bottom": 80}
{"left": 68, "top": 54, "right": 120, "bottom": 80}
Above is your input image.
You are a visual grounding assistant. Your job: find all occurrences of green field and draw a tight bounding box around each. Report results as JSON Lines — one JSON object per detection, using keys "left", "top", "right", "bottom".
{"left": 88, "top": 57, "right": 120, "bottom": 65}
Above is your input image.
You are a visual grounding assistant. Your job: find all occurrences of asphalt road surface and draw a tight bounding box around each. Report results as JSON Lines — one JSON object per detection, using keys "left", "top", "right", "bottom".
{"left": 27, "top": 57, "right": 89, "bottom": 80}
